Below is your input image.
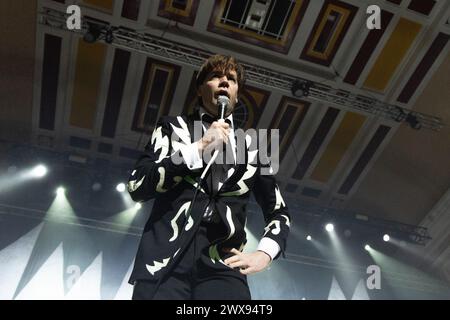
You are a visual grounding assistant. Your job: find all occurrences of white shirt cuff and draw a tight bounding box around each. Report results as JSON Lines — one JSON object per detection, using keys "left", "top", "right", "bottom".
{"left": 257, "top": 237, "right": 280, "bottom": 261}
{"left": 179, "top": 142, "right": 203, "bottom": 170}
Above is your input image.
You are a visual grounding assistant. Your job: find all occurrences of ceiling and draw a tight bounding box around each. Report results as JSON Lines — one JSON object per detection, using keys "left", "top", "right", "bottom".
{"left": 1, "top": 0, "right": 449, "bottom": 231}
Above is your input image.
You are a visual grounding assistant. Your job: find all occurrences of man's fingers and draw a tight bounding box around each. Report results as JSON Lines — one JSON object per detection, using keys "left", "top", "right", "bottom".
{"left": 239, "top": 267, "right": 255, "bottom": 275}
{"left": 205, "top": 129, "right": 229, "bottom": 146}
{"left": 230, "top": 248, "right": 241, "bottom": 255}
{"left": 224, "top": 255, "right": 240, "bottom": 265}
{"left": 218, "top": 128, "right": 230, "bottom": 143}
{"left": 224, "top": 248, "right": 243, "bottom": 266}
{"left": 207, "top": 127, "right": 230, "bottom": 142}
{"left": 228, "top": 260, "right": 247, "bottom": 269}
{"left": 211, "top": 121, "right": 230, "bottom": 130}
{"left": 218, "top": 126, "right": 230, "bottom": 135}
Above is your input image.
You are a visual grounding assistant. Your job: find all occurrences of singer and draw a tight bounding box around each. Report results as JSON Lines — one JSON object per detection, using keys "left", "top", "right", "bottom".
{"left": 127, "top": 54, "right": 291, "bottom": 300}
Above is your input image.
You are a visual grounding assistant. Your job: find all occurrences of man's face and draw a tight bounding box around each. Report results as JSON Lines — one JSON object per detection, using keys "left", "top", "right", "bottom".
{"left": 197, "top": 69, "right": 239, "bottom": 118}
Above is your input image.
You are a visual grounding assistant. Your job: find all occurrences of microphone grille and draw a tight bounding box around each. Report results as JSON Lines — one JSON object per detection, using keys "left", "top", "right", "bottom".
{"left": 217, "top": 95, "right": 230, "bottom": 106}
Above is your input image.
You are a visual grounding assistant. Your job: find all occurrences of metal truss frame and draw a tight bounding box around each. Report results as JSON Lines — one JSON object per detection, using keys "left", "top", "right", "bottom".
{"left": 288, "top": 201, "right": 432, "bottom": 246}
{"left": 39, "top": 7, "right": 444, "bottom": 131}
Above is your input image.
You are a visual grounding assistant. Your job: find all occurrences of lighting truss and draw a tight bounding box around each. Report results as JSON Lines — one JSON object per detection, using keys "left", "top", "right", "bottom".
{"left": 0, "top": 203, "right": 143, "bottom": 236}
{"left": 38, "top": 7, "right": 444, "bottom": 131}
{"left": 288, "top": 201, "right": 432, "bottom": 246}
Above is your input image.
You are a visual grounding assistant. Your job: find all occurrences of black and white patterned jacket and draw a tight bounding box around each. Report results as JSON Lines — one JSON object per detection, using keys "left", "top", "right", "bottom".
{"left": 127, "top": 112, "right": 290, "bottom": 283}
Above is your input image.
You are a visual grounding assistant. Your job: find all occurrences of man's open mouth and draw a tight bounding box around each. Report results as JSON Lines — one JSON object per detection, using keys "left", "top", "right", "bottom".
{"left": 215, "top": 90, "right": 229, "bottom": 98}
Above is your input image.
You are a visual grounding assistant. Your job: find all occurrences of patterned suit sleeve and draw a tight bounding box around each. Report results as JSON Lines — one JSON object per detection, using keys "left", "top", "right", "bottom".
{"left": 127, "top": 117, "right": 191, "bottom": 202}
{"left": 253, "top": 162, "right": 291, "bottom": 260}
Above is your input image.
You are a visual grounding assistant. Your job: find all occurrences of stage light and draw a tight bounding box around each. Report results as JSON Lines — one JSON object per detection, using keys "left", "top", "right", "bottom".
{"left": 291, "top": 79, "right": 311, "bottom": 97}
{"left": 31, "top": 165, "right": 48, "bottom": 178}
{"left": 56, "top": 187, "right": 65, "bottom": 196}
{"left": 406, "top": 113, "right": 421, "bottom": 130}
{"left": 365, "top": 244, "right": 371, "bottom": 251}
{"left": 83, "top": 23, "right": 102, "bottom": 43}
{"left": 325, "top": 223, "right": 334, "bottom": 232}
{"left": 383, "top": 234, "right": 390, "bottom": 242}
{"left": 116, "top": 183, "right": 126, "bottom": 193}
{"left": 135, "top": 203, "right": 142, "bottom": 210}
{"left": 306, "top": 235, "right": 312, "bottom": 241}
{"left": 92, "top": 182, "right": 102, "bottom": 191}
{"left": 105, "top": 28, "right": 114, "bottom": 44}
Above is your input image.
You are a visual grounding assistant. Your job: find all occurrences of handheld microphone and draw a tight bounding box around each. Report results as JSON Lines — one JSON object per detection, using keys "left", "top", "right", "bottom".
{"left": 199, "top": 95, "right": 230, "bottom": 181}
{"left": 217, "top": 95, "right": 230, "bottom": 121}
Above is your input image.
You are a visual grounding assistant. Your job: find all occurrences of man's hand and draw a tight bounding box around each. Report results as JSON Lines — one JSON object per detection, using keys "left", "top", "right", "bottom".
{"left": 224, "top": 248, "right": 271, "bottom": 275}
{"left": 197, "top": 121, "right": 230, "bottom": 154}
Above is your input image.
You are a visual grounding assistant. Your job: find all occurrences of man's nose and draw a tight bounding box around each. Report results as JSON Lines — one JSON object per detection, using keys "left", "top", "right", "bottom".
{"left": 218, "top": 76, "right": 230, "bottom": 86}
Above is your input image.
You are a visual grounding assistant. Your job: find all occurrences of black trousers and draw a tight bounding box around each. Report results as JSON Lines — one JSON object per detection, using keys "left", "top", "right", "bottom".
{"left": 132, "top": 222, "right": 251, "bottom": 300}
